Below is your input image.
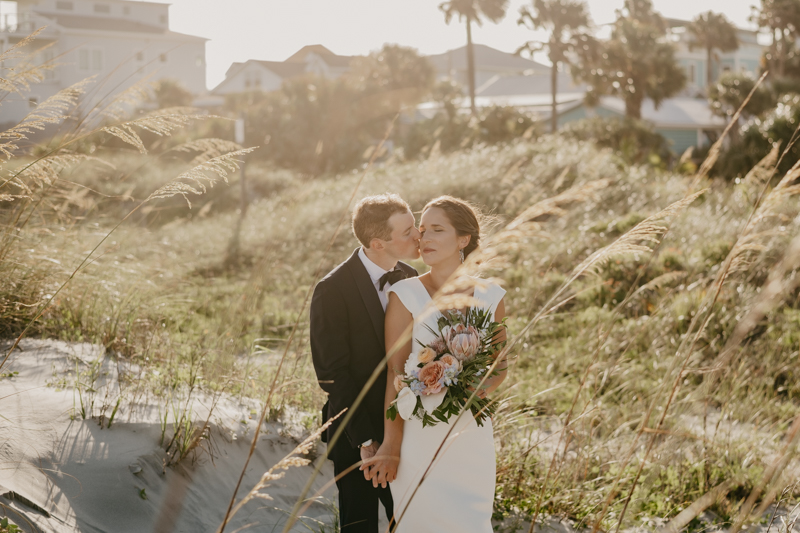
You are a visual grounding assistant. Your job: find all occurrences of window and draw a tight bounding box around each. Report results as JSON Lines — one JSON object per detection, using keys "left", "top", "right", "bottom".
{"left": 94, "top": 4, "right": 110, "bottom": 13}
{"left": 56, "top": 1, "right": 74, "bottom": 10}
{"left": 79, "top": 48, "right": 103, "bottom": 71}
{"left": 159, "top": 53, "right": 167, "bottom": 63}
{"left": 78, "top": 49, "right": 89, "bottom": 70}
{"left": 92, "top": 49, "right": 103, "bottom": 70}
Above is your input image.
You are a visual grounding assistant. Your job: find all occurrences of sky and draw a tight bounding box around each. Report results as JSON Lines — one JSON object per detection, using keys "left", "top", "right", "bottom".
{"left": 153, "top": 0, "right": 756, "bottom": 91}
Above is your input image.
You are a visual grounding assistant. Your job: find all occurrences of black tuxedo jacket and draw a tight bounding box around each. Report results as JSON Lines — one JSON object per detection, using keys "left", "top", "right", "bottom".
{"left": 310, "top": 248, "right": 418, "bottom": 450}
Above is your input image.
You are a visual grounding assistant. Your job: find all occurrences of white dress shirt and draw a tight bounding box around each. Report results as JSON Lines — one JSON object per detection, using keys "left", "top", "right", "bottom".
{"left": 358, "top": 247, "right": 392, "bottom": 311}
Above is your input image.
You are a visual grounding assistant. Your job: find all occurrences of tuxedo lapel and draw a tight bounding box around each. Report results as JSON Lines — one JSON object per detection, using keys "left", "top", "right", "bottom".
{"left": 346, "top": 249, "right": 385, "bottom": 344}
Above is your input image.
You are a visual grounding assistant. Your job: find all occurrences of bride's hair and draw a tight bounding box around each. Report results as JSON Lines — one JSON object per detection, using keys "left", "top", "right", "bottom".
{"left": 422, "top": 196, "right": 482, "bottom": 258}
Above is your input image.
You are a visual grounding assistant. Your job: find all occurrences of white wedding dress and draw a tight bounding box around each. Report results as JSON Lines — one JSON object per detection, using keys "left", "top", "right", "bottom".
{"left": 386, "top": 277, "right": 506, "bottom": 533}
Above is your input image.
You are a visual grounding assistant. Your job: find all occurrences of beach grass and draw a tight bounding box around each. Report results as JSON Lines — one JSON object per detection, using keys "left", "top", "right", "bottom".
{"left": 1, "top": 66, "right": 800, "bottom": 532}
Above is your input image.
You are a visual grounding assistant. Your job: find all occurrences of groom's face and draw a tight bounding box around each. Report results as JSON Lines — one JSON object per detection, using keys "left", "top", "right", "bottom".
{"left": 382, "top": 210, "right": 421, "bottom": 261}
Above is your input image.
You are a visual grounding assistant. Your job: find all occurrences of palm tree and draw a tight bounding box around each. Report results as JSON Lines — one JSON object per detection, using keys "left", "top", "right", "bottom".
{"left": 440, "top": 0, "right": 510, "bottom": 115}
{"left": 573, "top": 0, "right": 686, "bottom": 119}
{"left": 752, "top": 0, "right": 800, "bottom": 77}
{"left": 687, "top": 11, "right": 739, "bottom": 89}
{"left": 517, "top": 0, "right": 591, "bottom": 132}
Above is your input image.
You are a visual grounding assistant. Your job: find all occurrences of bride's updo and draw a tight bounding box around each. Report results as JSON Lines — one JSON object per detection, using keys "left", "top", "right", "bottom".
{"left": 422, "top": 196, "right": 481, "bottom": 258}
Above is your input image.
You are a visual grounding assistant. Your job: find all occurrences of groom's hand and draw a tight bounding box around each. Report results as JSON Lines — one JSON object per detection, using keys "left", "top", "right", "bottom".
{"left": 361, "top": 442, "right": 399, "bottom": 488}
{"left": 359, "top": 441, "right": 379, "bottom": 478}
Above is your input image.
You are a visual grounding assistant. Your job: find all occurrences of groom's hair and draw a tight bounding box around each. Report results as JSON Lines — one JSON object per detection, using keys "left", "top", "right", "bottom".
{"left": 352, "top": 193, "right": 410, "bottom": 248}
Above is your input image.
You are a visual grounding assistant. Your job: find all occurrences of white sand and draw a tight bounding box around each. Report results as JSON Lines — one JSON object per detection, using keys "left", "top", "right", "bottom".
{"left": 0, "top": 339, "right": 340, "bottom": 533}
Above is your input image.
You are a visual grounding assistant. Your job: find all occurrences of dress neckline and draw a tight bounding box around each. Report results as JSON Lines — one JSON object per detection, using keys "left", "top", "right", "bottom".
{"left": 411, "top": 276, "right": 481, "bottom": 304}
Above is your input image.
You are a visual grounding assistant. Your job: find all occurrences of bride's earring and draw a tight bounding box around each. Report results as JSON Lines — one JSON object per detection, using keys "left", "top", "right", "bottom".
{"left": 459, "top": 249, "right": 465, "bottom": 263}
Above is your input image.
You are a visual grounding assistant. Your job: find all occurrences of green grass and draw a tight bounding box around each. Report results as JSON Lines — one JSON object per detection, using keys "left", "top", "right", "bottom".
{"left": 3, "top": 121, "right": 800, "bottom": 530}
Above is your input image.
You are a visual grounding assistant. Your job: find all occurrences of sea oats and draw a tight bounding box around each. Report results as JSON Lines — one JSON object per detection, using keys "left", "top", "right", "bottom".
{"left": 147, "top": 148, "right": 256, "bottom": 208}
{"left": 0, "top": 78, "right": 92, "bottom": 161}
{"left": 103, "top": 108, "right": 211, "bottom": 154}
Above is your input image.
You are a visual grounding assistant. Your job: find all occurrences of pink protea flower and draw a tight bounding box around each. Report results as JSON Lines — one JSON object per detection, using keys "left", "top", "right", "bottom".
{"left": 444, "top": 324, "right": 481, "bottom": 362}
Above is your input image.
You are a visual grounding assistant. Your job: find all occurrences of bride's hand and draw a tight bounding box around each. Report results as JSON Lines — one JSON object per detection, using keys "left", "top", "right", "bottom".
{"left": 360, "top": 441, "right": 400, "bottom": 488}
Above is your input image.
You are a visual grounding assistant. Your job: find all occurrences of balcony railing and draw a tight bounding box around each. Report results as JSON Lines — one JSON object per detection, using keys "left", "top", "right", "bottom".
{"left": 0, "top": 12, "right": 56, "bottom": 35}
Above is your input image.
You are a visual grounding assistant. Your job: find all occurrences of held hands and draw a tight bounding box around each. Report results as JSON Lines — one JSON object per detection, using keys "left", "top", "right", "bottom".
{"left": 360, "top": 441, "right": 399, "bottom": 488}
{"left": 359, "top": 441, "right": 379, "bottom": 464}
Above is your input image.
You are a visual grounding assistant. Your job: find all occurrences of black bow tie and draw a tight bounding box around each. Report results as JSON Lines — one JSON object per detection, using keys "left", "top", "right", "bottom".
{"left": 378, "top": 268, "right": 408, "bottom": 290}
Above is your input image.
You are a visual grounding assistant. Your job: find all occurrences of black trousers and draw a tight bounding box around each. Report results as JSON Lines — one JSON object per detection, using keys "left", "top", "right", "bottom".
{"left": 331, "top": 440, "right": 394, "bottom": 532}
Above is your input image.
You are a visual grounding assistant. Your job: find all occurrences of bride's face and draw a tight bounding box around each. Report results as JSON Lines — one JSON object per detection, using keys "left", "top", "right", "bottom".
{"left": 418, "top": 207, "right": 469, "bottom": 267}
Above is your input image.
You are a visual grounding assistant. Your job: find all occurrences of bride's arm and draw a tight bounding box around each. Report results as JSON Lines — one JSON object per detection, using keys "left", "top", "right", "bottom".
{"left": 361, "top": 292, "right": 412, "bottom": 487}
{"left": 481, "top": 298, "right": 508, "bottom": 396}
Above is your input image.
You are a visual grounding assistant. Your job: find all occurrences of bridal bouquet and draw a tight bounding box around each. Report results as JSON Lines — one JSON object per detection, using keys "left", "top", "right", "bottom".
{"left": 386, "top": 307, "right": 506, "bottom": 428}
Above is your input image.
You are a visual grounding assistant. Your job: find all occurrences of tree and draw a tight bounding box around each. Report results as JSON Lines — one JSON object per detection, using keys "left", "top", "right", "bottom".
{"left": 349, "top": 44, "right": 436, "bottom": 114}
{"left": 709, "top": 72, "right": 774, "bottom": 121}
{"left": 575, "top": 0, "right": 686, "bottom": 119}
{"left": 152, "top": 79, "right": 193, "bottom": 109}
{"left": 517, "top": 0, "right": 591, "bottom": 132}
{"left": 752, "top": 0, "right": 800, "bottom": 78}
{"left": 687, "top": 11, "right": 739, "bottom": 89}
{"left": 709, "top": 72, "right": 774, "bottom": 142}
{"left": 439, "top": 0, "right": 510, "bottom": 115}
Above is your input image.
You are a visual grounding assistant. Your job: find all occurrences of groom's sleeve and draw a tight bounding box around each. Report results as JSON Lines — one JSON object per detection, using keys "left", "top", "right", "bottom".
{"left": 310, "top": 279, "right": 377, "bottom": 449}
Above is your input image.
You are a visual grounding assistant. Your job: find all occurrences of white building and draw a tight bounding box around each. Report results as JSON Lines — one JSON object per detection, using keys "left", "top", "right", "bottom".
{"left": 666, "top": 18, "right": 764, "bottom": 91}
{"left": 212, "top": 45, "right": 355, "bottom": 96}
{"left": 0, "top": 0, "right": 207, "bottom": 127}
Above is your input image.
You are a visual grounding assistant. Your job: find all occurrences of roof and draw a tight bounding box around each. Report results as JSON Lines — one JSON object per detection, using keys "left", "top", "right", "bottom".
{"left": 212, "top": 59, "right": 307, "bottom": 93}
{"left": 37, "top": 13, "right": 165, "bottom": 33}
{"left": 427, "top": 44, "right": 547, "bottom": 74}
{"left": 252, "top": 60, "right": 306, "bottom": 78}
{"left": 284, "top": 44, "right": 354, "bottom": 68}
{"left": 560, "top": 96, "right": 727, "bottom": 129}
{"left": 476, "top": 71, "right": 587, "bottom": 97}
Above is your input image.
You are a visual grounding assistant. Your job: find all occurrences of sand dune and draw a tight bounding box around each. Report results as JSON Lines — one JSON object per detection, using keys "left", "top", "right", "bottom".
{"left": 0, "top": 339, "right": 338, "bottom": 533}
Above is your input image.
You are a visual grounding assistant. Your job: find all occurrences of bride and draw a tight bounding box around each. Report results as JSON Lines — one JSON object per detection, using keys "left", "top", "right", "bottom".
{"left": 363, "top": 195, "right": 507, "bottom": 532}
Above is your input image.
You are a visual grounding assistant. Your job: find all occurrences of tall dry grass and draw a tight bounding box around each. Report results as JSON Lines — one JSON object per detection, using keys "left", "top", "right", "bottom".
{"left": 2, "top": 33, "right": 800, "bottom": 532}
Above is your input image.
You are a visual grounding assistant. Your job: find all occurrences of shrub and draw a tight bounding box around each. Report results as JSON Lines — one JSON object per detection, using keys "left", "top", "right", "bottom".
{"left": 400, "top": 105, "right": 538, "bottom": 159}
{"left": 717, "top": 93, "right": 800, "bottom": 179}
{"left": 560, "top": 116, "right": 671, "bottom": 165}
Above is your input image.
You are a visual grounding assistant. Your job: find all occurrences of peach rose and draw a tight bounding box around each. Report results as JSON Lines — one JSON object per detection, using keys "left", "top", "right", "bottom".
{"left": 417, "top": 346, "right": 436, "bottom": 364}
{"left": 418, "top": 360, "right": 446, "bottom": 395}
{"left": 394, "top": 375, "right": 407, "bottom": 392}
{"left": 439, "top": 354, "right": 462, "bottom": 372}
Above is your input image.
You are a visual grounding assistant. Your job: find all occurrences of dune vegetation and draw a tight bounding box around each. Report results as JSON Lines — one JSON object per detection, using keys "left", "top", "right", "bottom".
{"left": 2, "top": 43, "right": 800, "bottom": 533}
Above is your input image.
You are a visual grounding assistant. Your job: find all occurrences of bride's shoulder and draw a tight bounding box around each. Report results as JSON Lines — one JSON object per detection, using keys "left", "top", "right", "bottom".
{"left": 388, "top": 276, "right": 420, "bottom": 295}
{"left": 474, "top": 277, "right": 506, "bottom": 304}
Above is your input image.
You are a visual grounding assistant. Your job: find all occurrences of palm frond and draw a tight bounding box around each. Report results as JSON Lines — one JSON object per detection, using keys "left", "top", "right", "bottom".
{"left": 146, "top": 148, "right": 256, "bottom": 207}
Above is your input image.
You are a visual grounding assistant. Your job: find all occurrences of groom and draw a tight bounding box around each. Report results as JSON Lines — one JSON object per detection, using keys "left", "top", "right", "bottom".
{"left": 310, "top": 193, "right": 420, "bottom": 532}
